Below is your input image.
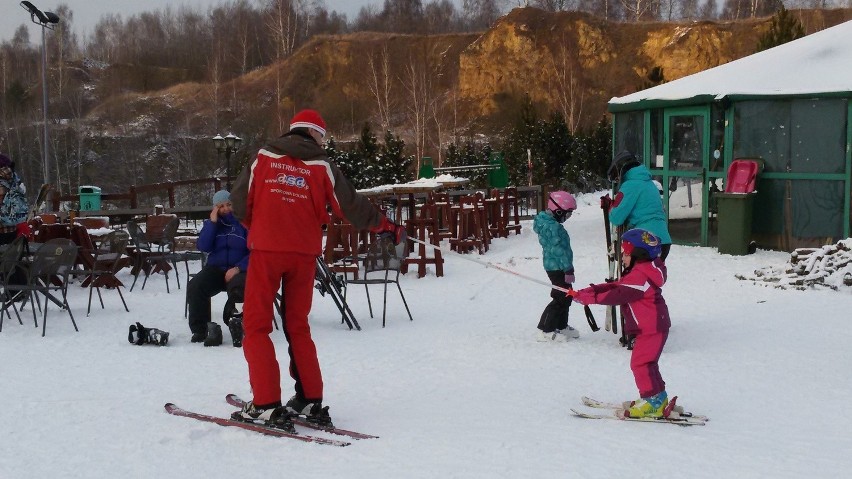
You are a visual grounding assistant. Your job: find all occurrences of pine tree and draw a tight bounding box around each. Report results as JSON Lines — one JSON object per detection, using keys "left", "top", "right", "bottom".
{"left": 377, "top": 130, "right": 414, "bottom": 185}
{"left": 756, "top": 5, "right": 805, "bottom": 53}
{"left": 443, "top": 140, "right": 492, "bottom": 187}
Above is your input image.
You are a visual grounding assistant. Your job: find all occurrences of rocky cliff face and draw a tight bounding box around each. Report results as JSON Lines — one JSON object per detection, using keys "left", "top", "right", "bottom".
{"left": 88, "top": 8, "right": 852, "bottom": 140}
{"left": 456, "top": 8, "right": 852, "bottom": 131}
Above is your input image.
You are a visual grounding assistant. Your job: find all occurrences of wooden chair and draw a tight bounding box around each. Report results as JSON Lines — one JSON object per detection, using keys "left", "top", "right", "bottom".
{"left": 38, "top": 214, "right": 58, "bottom": 225}
{"left": 402, "top": 199, "right": 444, "bottom": 278}
{"left": 33, "top": 223, "right": 71, "bottom": 243}
{"left": 323, "top": 214, "right": 362, "bottom": 280}
{"left": 430, "top": 192, "right": 454, "bottom": 241}
{"left": 449, "top": 195, "right": 487, "bottom": 255}
{"left": 503, "top": 187, "right": 522, "bottom": 235}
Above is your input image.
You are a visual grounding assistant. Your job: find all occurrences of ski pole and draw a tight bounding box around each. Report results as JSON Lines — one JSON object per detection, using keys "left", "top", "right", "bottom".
{"left": 407, "top": 236, "right": 573, "bottom": 295}
{"left": 408, "top": 236, "right": 600, "bottom": 332}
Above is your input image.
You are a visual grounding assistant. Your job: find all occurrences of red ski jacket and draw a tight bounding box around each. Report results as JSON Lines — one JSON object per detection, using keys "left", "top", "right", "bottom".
{"left": 230, "top": 132, "right": 383, "bottom": 255}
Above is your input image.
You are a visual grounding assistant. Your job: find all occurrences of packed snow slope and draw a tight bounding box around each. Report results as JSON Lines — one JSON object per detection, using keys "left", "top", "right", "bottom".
{"left": 2, "top": 192, "right": 850, "bottom": 478}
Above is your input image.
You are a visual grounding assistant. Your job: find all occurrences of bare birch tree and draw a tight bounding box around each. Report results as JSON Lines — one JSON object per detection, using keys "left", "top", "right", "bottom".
{"left": 620, "top": 0, "right": 660, "bottom": 21}
{"left": 548, "top": 40, "right": 584, "bottom": 133}
{"left": 401, "top": 54, "right": 431, "bottom": 170}
{"left": 367, "top": 46, "right": 394, "bottom": 130}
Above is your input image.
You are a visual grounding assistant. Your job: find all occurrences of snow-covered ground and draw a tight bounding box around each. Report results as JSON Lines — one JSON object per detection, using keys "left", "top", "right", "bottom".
{"left": 2, "top": 192, "right": 851, "bottom": 478}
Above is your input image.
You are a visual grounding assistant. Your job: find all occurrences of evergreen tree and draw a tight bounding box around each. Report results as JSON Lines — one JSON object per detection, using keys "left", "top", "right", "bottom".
{"left": 355, "top": 123, "right": 381, "bottom": 188}
{"left": 756, "top": 5, "right": 804, "bottom": 52}
{"left": 443, "top": 140, "right": 492, "bottom": 187}
{"left": 377, "top": 130, "right": 414, "bottom": 185}
{"left": 326, "top": 125, "right": 414, "bottom": 189}
{"left": 569, "top": 117, "right": 612, "bottom": 193}
{"left": 326, "top": 137, "right": 366, "bottom": 189}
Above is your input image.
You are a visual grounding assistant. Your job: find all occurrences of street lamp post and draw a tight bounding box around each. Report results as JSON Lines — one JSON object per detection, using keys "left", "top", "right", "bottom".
{"left": 212, "top": 133, "right": 242, "bottom": 190}
{"left": 20, "top": 1, "right": 59, "bottom": 185}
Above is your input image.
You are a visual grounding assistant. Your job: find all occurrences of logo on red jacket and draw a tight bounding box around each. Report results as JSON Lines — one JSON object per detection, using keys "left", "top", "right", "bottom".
{"left": 276, "top": 173, "right": 307, "bottom": 188}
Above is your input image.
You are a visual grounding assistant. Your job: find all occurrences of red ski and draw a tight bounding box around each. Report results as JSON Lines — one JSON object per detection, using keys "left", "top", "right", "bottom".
{"left": 164, "top": 403, "right": 350, "bottom": 446}
{"left": 225, "top": 394, "right": 378, "bottom": 440}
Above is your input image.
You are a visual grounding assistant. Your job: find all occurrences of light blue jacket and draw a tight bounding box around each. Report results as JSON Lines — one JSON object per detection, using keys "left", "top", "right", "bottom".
{"left": 533, "top": 211, "right": 573, "bottom": 272}
{"left": 609, "top": 165, "right": 672, "bottom": 244}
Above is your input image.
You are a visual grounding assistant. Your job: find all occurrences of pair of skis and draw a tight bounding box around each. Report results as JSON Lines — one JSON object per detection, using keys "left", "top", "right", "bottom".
{"left": 602, "top": 193, "right": 631, "bottom": 348}
{"left": 601, "top": 200, "right": 622, "bottom": 335}
{"left": 572, "top": 396, "right": 708, "bottom": 426}
{"left": 164, "top": 394, "right": 378, "bottom": 447}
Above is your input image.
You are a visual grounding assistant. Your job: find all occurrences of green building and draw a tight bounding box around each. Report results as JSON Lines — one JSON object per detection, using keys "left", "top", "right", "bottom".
{"left": 608, "top": 20, "right": 852, "bottom": 251}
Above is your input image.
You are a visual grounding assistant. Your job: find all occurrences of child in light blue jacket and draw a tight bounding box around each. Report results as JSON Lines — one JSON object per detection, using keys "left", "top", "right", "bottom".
{"left": 532, "top": 190, "right": 577, "bottom": 342}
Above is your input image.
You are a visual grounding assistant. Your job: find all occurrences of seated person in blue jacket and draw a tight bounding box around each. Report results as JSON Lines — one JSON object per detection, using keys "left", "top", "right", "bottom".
{"left": 188, "top": 190, "right": 249, "bottom": 346}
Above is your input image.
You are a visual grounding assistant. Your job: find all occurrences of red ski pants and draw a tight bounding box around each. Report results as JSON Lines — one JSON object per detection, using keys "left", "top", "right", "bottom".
{"left": 630, "top": 330, "right": 668, "bottom": 398}
{"left": 242, "top": 250, "right": 323, "bottom": 406}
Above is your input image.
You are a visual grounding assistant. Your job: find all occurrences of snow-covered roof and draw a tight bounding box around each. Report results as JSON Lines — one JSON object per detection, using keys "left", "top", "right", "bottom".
{"left": 609, "top": 20, "right": 852, "bottom": 111}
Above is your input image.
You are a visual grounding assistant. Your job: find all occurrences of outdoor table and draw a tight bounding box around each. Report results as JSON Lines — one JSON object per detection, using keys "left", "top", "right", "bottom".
{"left": 391, "top": 184, "right": 442, "bottom": 224}
{"left": 434, "top": 177, "right": 469, "bottom": 190}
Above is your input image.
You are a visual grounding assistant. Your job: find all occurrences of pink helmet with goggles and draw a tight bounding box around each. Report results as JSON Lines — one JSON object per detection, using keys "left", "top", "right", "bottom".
{"left": 547, "top": 190, "right": 577, "bottom": 223}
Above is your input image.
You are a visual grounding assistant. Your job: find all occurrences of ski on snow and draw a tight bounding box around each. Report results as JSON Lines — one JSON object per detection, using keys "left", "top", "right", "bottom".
{"left": 571, "top": 396, "right": 708, "bottom": 426}
{"left": 163, "top": 403, "right": 351, "bottom": 446}
{"left": 225, "top": 394, "right": 378, "bottom": 440}
{"left": 581, "top": 396, "right": 709, "bottom": 421}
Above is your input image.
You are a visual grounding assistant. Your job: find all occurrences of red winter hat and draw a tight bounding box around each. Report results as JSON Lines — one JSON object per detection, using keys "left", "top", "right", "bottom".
{"left": 289, "top": 109, "right": 326, "bottom": 138}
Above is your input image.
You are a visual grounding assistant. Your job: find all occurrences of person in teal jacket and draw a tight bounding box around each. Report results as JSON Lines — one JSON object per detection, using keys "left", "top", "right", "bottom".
{"left": 604, "top": 151, "right": 672, "bottom": 260}
{"left": 532, "top": 190, "right": 578, "bottom": 342}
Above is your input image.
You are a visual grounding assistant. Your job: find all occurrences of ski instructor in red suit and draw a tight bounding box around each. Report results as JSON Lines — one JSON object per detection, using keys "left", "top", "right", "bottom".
{"left": 229, "top": 109, "right": 404, "bottom": 429}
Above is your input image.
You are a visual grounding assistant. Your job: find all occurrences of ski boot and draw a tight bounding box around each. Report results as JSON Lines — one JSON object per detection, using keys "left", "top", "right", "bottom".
{"left": 285, "top": 395, "right": 334, "bottom": 428}
{"left": 203, "top": 322, "right": 223, "bottom": 347}
{"left": 128, "top": 322, "right": 169, "bottom": 346}
{"left": 564, "top": 325, "right": 580, "bottom": 339}
{"left": 536, "top": 329, "right": 561, "bottom": 342}
{"left": 624, "top": 391, "right": 668, "bottom": 418}
{"left": 228, "top": 314, "right": 243, "bottom": 348}
{"left": 231, "top": 401, "right": 295, "bottom": 433}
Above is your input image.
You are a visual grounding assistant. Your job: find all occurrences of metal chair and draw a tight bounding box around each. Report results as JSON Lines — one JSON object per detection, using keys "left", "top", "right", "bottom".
{"left": 1, "top": 238, "right": 79, "bottom": 336}
{"left": 127, "top": 219, "right": 179, "bottom": 292}
{"left": 344, "top": 237, "right": 412, "bottom": 328}
{"left": 79, "top": 231, "right": 130, "bottom": 316}
{"left": 0, "top": 236, "right": 29, "bottom": 331}
{"left": 184, "top": 251, "right": 208, "bottom": 318}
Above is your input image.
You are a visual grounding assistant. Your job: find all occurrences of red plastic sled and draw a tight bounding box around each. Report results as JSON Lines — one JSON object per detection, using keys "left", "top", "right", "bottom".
{"left": 725, "top": 159, "right": 761, "bottom": 193}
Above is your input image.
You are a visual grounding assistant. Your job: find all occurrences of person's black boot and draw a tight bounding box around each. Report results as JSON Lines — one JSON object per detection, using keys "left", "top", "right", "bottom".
{"left": 228, "top": 314, "right": 243, "bottom": 347}
{"left": 204, "top": 322, "right": 223, "bottom": 347}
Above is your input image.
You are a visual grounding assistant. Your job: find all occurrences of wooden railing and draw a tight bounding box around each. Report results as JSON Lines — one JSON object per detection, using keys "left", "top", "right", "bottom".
{"left": 50, "top": 176, "right": 230, "bottom": 211}
{"left": 47, "top": 177, "right": 543, "bottom": 229}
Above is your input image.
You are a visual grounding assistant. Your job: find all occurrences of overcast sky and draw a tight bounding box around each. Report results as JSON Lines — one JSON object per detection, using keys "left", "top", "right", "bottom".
{"left": 2, "top": 0, "right": 467, "bottom": 44}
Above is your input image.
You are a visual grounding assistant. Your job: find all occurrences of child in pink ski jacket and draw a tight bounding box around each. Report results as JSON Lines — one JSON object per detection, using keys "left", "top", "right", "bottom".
{"left": 572, "top": 228, "right": 671, "bottom": 418}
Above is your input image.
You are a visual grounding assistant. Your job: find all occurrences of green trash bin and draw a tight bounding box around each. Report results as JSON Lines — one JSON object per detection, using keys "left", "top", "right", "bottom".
{"left": 78, "top": 186, "right": 102, "bottom": 211}
{"left": 487, "top": 152, "right": 509, "bottom": 189}
{"left": 418, "top": 157, "right": 435, "bottom": 179}
{"left": 716, "top": 192, "right": 755, "bottom": 255}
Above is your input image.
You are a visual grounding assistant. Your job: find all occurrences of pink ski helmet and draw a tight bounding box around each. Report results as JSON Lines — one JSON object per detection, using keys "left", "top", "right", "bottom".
{"left": 547, "top": 190, "right": 577, "bottom": 223}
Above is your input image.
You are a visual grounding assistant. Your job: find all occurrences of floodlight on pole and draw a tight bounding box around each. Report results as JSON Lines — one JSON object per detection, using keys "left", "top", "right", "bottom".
{"left": 20, "top": 1, "right": 59, "bottom": 186}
